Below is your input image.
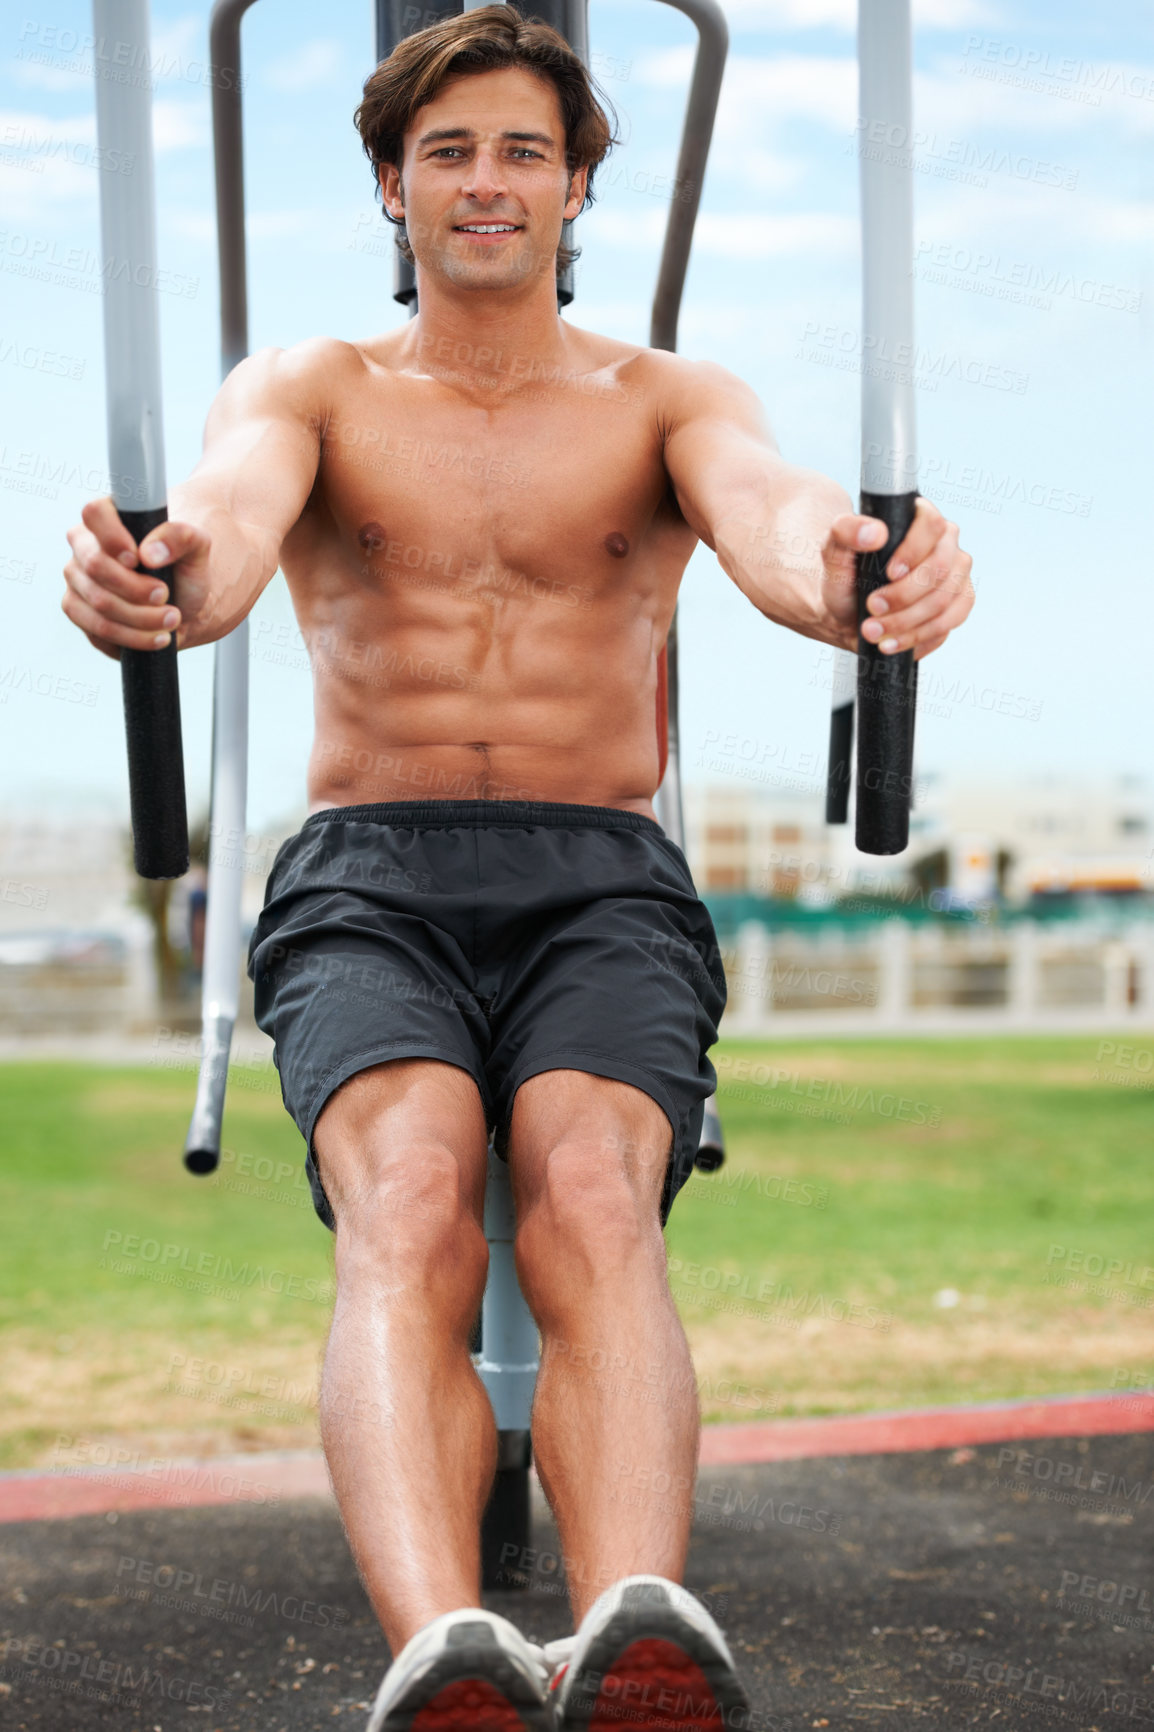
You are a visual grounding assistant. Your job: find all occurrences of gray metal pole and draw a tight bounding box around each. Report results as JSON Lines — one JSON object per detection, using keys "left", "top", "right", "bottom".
{"left": 184, "top": 0, "right": 258, "bottom": 1175}
{"left": 92, "top": 0, "right": 188, "bottom": 879}
{"left": 854, "top": 0, "right": 918, "bottom": 853}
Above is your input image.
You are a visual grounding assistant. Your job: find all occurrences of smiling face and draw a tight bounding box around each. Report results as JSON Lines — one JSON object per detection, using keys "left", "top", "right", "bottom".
{"left": 379, "top": 66, "right": 588, "bottom": 292}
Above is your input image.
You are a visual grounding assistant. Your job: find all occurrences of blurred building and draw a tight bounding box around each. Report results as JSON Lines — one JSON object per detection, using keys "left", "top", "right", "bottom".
{"left": 0, "top": 807, "right": 303, "bottom": 1036}
{"left": 683, "top": 775, "right": 1154, "bottom": 909}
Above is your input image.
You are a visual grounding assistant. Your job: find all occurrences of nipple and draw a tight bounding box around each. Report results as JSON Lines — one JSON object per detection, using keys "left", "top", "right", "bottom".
{"left": 358, "top": 520, "right": 387, "bottom": 554}
{"left": 605, "top": 532, "right": 629, "bottom": 559}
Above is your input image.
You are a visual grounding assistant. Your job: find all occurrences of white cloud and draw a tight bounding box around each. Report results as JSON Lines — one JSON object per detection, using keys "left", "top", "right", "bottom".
{"left": 0, "top": 100, "right": 198, "bottom": 221}
{"left": 264, "top": 40, "right": 344, "bottom": 93}
{"left": 708, "top": 0, "right": 1001, "bottom": 30}
{"left": 0, "top": 110, "right": 96, "bottom": 147}
{"left": 10, "top": 58, "right": 89, "bottom": 94}
{"left": 151, "top": 100, "right": 206, "bottom": 152}
{"left": 586, "top": 206, "right": 854, "bottom": 258}
{"left": 639, "top": 48, "right": 855, "bottom": 123}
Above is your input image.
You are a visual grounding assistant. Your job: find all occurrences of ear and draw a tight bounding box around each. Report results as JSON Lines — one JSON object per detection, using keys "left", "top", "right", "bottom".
{"left": 563, "top": 164, "right": 588, "bottom": 221}
{"left": 379, "top": 161, "right": 404, "bottom": 219}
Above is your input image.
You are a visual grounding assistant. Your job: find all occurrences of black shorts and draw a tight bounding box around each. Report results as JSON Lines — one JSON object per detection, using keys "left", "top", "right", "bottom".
{"left": 247, "top": 800, "right": 727, "bottom": 1230}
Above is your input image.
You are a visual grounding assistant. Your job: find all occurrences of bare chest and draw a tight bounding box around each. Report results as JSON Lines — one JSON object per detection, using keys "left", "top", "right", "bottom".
{"left": 285, "top": 367, "right": 692, "bottom": 604}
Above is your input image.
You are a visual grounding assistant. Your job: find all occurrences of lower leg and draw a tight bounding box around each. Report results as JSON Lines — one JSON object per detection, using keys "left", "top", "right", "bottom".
{"left": 315, "top": 1061, "right": 495, "bottom": 1653}
{"left": 511, "top": 1073, "right": 699, "bottom": 1625}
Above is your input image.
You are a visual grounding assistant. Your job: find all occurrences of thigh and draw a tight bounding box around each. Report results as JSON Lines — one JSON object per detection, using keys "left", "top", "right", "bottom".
{"left": 314, "top": 1057, "right": 490, "bottom": 1228}
{"left": 487, "top": 879, "right": 726, "bottom": 1224}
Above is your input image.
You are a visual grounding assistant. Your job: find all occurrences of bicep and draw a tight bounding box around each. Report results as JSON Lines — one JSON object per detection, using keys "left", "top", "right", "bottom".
{"left": 177, "top": 343, "right": 326, "bottom": 549}
{"left": 661, "top": 359, "right": 788, "bottom": 549}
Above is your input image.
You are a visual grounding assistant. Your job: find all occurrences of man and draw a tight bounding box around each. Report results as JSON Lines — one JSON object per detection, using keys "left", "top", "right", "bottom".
{"left": 62, "top": 8, "right": 975, "bottom": 1727}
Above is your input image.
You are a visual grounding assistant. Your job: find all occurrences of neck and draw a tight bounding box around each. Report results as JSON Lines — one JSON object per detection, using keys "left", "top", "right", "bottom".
{"left": 402, "top": 266, "right": 571, "bottom": 385}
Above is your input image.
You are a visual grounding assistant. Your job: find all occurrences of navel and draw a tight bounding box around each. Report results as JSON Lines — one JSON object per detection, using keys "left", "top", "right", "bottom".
{"left": 605, "top": 531, "right": 629, "bottom": 559}
{"left": 358, "top": 520, "right": 387, "bottom": 553}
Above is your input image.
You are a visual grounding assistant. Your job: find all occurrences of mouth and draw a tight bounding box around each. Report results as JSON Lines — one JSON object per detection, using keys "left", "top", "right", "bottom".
{"left": 453, "top": 222, "right": 522, "bottom": 242}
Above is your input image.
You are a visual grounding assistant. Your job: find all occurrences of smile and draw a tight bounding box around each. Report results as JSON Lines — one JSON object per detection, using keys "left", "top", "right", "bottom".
{"left": 454, "top": 223, "right": 520, "bottom": 234}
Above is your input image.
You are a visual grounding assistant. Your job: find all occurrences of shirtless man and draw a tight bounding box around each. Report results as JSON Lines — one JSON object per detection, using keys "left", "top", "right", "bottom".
{"left": 62, "top": 8, "right": 974, "bottom": 1728}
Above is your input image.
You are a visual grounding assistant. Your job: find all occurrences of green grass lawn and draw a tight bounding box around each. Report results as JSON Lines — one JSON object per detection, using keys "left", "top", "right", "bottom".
{"left": 1, "top": 1035, "right": 1151, "bottom": 1465}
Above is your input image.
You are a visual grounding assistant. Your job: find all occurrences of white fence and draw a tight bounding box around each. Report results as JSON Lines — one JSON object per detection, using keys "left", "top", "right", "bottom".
{"left": 724, "top": 918, "right": 1154, "bottom": 1033}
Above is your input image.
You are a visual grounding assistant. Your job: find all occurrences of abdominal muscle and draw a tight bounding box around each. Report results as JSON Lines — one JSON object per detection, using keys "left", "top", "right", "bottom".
{"left": 293, "top": 557, "right": 675, "bottom": 820}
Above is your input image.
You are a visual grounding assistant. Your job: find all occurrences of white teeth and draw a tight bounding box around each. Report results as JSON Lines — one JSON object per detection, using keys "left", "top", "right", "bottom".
{"left": 458, "top": 224, "right": 517, "bottom": 232}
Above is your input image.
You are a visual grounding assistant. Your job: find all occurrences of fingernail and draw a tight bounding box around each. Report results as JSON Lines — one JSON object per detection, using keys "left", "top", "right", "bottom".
{"left": 869, "top": 595, "right": 889, "bottom": 614}
{"left": 857, "top": 524, "right": 878, "bottom": 548}
{"left": 154, "top": 631, "right": 172, "bottom": 647}
{"left": 162, "top": 608, "right": 179, "bottom": 629}
{"left": 879, "top": 636, "right": 898, "bottom": 653}
{"left": 146, "top": 542, "right": 171, "bottom": 565}
{"left": 118, "top": 549, "right": 138, "bottom": 566}
{"left": 149, "top": 586, "right": 167, "bottom": 603}
{"left": 889, "top": 561, "right": 909, "bottom": 579}
{"left": 862, "top": 619, "right": 884, "bottom": 640}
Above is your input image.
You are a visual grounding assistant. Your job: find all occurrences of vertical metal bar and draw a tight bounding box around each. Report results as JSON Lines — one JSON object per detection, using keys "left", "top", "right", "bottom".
{"left": 376, "top": 0, "right": 467, "bottom": 308}
{"left": 647, "top": 0, "right": 728, "bottom": 1171}
{"left": 92, "top": 0, "right": 188, "bottom": 880}
{"left": 183, "top": 0, "right": 258, "bottom": 1174}
{"left": 854, "top": 0, "right": 918, "bottom": 854}
{"left": 647, "top": 0, "right": 728, "bottom": 852}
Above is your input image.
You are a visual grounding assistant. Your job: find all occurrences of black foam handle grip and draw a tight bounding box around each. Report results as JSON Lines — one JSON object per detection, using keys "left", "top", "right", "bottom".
{"left": 119, "top": 505, "right": 190, "bottom": 880}
{"left": 825, "top": 700, "right": 853, "bottom": 825}
{"left": 855, "top": 490, "right": 918, "bottom": 856}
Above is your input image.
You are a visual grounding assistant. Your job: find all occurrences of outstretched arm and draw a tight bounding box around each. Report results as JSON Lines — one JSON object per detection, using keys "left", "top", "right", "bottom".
{"left": 62, "top": 341, "right": 328, "bottom": 658}
{"left": 660, "top": 357, "right": 974, "bottom": 658}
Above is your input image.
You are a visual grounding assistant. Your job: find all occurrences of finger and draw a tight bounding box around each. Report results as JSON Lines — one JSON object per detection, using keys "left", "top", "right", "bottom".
{"left": 62, "top": 584, "right": 176, "bottom": 653}
{"left": 885, "top": 496, "right": 949, "bottom": 580}
{"left": 863, "top": 587, "right": 973, "bottom": 655}
{"left": 913, "top": 633, "right": 948, "bottom": 662}
{"left": 137, "top": 519, "right": 209, "bottom": 573}
{"left": 80, "top": 496, "right": 139, "bottom": 563}
{"left": 67, "top": 524, "right": 177, "bottom": 606}
{"left": 865, "top": 532, "right": 970, "bottom": 619}
{"left": 828, "top": 512, "right": 889, "bottom": 554}
{"left": 66, "top": 558, "right": 181, "bottom": 635}
{"left": 861, "top": 564, "right": 970, "bottom": 644}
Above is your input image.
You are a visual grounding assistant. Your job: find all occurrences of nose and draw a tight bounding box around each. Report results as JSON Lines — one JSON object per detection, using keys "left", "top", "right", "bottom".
{"left": 460, "top": 145, "right": 509, "bottom": 205}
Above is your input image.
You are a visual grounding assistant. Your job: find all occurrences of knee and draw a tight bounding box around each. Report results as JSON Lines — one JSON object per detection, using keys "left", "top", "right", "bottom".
{"left": 329, "top": 1141, "right": 487, "bottom": 1296}
{"left": 515, "top": 1138, "right": 666, "bottom": 1296}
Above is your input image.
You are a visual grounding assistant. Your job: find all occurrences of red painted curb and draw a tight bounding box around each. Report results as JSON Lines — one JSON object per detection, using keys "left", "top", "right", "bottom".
{"left": 2, "top": 1394, "right": 1151, "bottom": 1523}
{"left": 0, "top": 1453, "right": 332, "bottom": 1524}
{"left": 697, "top": 1392, "right": 1154, "bottom": 1465}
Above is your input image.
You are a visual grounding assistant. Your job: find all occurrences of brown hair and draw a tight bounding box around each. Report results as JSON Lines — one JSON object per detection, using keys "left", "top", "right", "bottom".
{"left": 354, "top": 4, "right": 619, "bottom": 278}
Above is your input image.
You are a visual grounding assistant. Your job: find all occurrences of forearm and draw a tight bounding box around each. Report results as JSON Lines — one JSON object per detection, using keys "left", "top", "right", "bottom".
{"left": 165, "top": 485, "right": 279, "bottom": 649}
{"left": 711, "top": 466, "right": 854, "bottom": 646}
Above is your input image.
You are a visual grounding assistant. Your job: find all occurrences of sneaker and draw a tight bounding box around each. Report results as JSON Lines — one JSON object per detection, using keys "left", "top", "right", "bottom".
{"left": 550, "top": 1575, "right": 750, "bottom": 1730}
{"left": 366, "top": 1606, "right": 554, "bottom": 1731}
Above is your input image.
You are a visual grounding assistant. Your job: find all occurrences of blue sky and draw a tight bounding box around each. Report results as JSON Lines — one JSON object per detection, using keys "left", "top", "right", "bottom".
{"left": 1, "top": 0, "right": 1151, "bottom": 834}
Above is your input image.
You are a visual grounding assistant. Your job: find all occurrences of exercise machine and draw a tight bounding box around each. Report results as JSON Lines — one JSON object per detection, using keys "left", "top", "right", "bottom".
{"left": 91, "top": 0, "right": 918, "bottom": 1593}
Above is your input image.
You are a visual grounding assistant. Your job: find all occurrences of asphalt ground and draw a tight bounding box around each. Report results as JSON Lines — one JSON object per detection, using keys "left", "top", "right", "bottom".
{"left": 2, "top": 1431, "right": 1152, "bottom": 1732}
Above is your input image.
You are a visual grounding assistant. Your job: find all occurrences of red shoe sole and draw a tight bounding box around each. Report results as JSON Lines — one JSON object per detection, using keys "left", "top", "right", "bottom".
{"left": 411, "top": 1676, "right": 531, "bottom": 1731}
{"left": 587, "top": 1637, "right": 723, "bottom": 1730}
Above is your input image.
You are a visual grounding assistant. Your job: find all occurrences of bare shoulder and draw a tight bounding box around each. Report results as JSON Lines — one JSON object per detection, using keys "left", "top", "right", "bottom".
{"left": 639, "top": 349, "right": 771, "bottom": 437}
{"left": 570, "top": 326, "right": 772, "bottom": 436}
{"left": 207, "top": 335, "right": 362, "bottom": 436}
